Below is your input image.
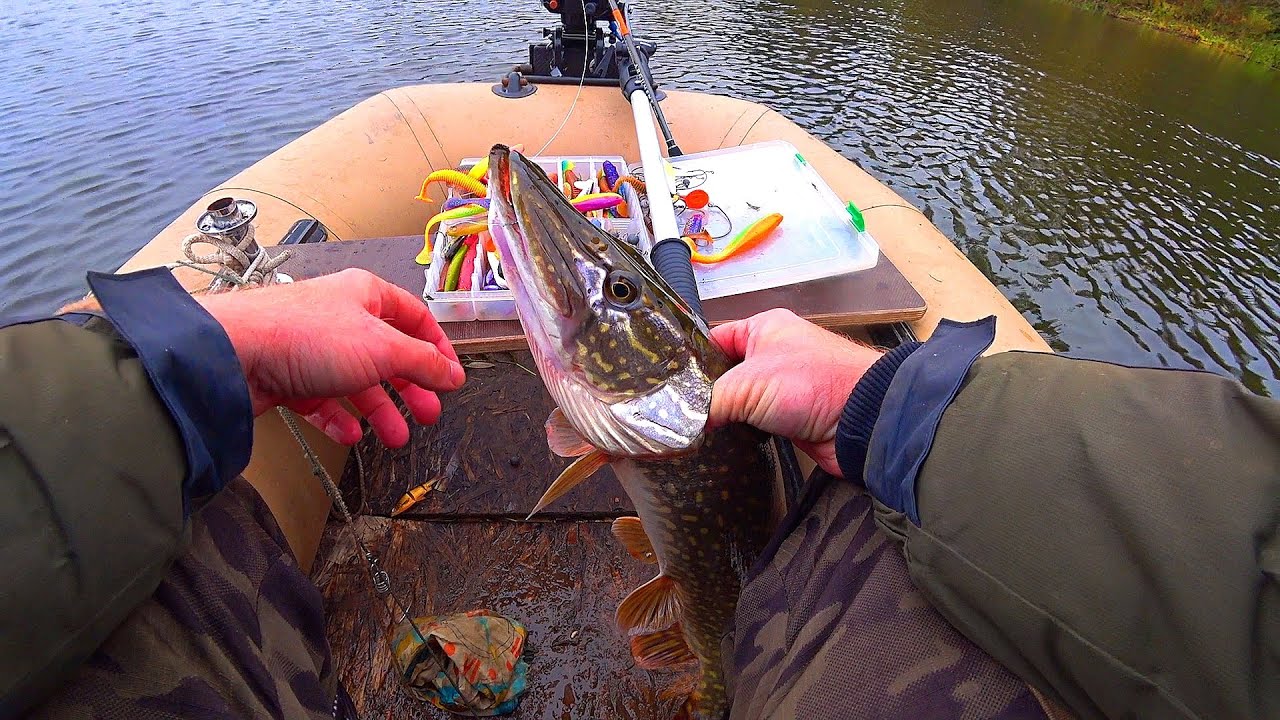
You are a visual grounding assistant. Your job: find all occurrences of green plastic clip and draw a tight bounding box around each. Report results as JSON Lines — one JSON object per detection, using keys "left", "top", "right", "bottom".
{"left": 845, "top": 201, "right": 866, "bottom": 233}
{"left": 795, "top": 152, "right": 808, "bottom": 166}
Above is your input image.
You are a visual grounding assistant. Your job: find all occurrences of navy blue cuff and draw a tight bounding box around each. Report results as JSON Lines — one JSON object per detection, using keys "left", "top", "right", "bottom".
{"left": 835, "top": 341, "right": 922, "bottom": 483}
{"left": 87, "top": 269, "right": 253, "bottom": 515}
{"left": 864, "top": 317, "right": 997, "bottom": 524}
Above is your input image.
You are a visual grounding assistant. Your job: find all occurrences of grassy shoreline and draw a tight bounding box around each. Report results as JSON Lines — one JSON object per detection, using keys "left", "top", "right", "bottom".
{"left": 1065, "top": 0, "right": 1280, "bottom": 68}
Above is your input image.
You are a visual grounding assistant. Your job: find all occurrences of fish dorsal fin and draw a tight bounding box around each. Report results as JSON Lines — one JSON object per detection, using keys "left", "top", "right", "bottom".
{"left": 617, "top": 574, "right": 680, "bottom": 634}
{"left": 546, "top": 408, "right": 595, "bottom": 457}
{"left": 629, "top": 623, "right": 695, "bottom": 670}
{"left": 611, "top": 517, "right": 657, "bottom": 564}
{"left": 525, "top": 449, "right": 610, "bottom": 519}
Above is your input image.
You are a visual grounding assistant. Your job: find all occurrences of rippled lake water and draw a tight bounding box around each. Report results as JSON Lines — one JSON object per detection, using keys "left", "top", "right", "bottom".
{"left": 2, "top": 0, "right": 1278, "bottom": 393}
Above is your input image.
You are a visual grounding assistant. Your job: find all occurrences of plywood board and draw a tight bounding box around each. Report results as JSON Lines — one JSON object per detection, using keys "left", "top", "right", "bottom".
{"left": 280, "top": 235, "right": 925, "bottom": 353}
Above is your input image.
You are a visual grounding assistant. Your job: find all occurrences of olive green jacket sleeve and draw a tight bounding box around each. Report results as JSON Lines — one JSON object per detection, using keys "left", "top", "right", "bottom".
{"left": 0, "top": 315, "right": 188, "bottom": 714}
{"left": 0, "top": 267, "right": 255, "bottom": 717}
{"left": 876, "top": 352, "right": 1279, "bottom": 720}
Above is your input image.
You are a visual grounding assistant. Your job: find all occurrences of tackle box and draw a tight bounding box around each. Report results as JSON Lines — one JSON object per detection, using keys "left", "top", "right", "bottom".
{"left": 422, "top": 155, "right": 648, "bottom": 322}
{"left": 666, "top": 140, "right": 881, "bottom": 299}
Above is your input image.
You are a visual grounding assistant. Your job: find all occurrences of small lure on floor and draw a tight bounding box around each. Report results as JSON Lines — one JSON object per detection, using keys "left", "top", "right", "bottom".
{"left": 392, "top": 478, "right": 439, "bottom": 516}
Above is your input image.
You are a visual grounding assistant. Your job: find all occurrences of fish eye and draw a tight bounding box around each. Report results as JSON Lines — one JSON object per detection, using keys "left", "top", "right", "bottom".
{"left": 604, "top": 270, "right": 641, "bottom": 307}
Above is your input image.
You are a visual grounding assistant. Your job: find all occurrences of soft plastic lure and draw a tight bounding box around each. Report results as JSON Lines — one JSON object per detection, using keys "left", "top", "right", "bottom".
{"left": 415, "top": 170, "right": 487, "bottom": 202}
{"left": 445, "top": 220, "right": 491, "bottom": 238}
{"left": 688, "top": 213, "right": 783, "bottom": 264}
{"left": 443, "top": 237, "right": 478, "bottom": 291}
{"left": 570, "top": 192, "right": 624, "bottom": 213}
{"left": 424, "top": 204, "right": 487, "bottom": 238}
{"left": 416, "top": 204, "right": 488, "bottom": 265}
{"left": 610, "top": 176, "right": 646, "bottom": 217}
{"left": 682, "top": 211, "right": 713, "bottom": 247}
{"left": 602, "top": 161, "right": 620, "bottom": 191}
{"left": 441, "top": 193, "right": 624, "bottom": 237}
{"left": 443, "top": 197, "right": 490, "bottom": 211}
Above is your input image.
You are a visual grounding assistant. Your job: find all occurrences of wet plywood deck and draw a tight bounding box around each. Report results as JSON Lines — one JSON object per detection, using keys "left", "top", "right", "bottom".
{"left": 310, "top": 353, "right": 685, "bottom": 719}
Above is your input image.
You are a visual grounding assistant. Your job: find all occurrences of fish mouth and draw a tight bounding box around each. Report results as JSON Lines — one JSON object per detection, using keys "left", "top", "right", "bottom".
{"left": 488, "top": 146, "right": 594, "bottom": 323}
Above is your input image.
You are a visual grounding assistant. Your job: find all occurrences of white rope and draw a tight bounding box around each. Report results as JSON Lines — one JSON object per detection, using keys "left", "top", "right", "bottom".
{"left": 181, "top": 223, "right": 292, "bottom": 287}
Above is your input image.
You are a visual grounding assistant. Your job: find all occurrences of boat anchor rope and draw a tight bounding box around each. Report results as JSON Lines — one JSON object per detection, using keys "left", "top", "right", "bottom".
{"left": 180, "top": 197, "right": 291, "bottom": 288}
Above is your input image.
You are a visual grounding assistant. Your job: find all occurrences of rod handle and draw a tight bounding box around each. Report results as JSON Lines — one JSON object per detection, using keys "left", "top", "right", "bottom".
{"left": 650, "top": 237, "right": 704, "bottom": 320}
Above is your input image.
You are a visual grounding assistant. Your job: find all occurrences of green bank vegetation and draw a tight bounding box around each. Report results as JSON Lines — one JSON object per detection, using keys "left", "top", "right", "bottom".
{"left": 1071, "top": 0, "right": 1280, "bottom": 67}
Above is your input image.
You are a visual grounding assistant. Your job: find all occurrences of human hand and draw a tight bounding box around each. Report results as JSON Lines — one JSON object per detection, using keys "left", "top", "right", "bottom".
{"left": 197, "top": 269, "right": 464, "bottom": 448}
{"left": 709, "top": 309, "right": 883, "bottom": 476}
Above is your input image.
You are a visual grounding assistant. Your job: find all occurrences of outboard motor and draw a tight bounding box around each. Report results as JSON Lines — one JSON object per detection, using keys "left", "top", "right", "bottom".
{"left": 505, "top": 0, "right": 655, "bottom": 86}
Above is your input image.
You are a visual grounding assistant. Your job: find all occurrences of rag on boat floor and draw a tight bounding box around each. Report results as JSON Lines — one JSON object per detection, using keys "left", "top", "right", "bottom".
{"left": 391, "top": 611, "right": 529, "bottom": 715}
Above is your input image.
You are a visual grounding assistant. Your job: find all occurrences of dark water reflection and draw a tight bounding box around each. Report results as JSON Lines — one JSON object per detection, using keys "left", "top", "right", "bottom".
{"left": 2, "top": 0, "right": 1277, "bottom": 393}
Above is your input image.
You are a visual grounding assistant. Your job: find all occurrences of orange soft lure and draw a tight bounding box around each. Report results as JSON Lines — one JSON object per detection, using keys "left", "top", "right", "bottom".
{"left": 688, "top": 213, "right": 783, "bottom": 264}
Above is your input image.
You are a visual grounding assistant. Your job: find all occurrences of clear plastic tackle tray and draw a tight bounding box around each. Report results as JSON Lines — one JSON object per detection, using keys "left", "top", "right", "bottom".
{"left": 422, "top": 155, "right": 647, "bottom": 322}
{"left": 666, "top": 140, "right": 880, "bottom": 299}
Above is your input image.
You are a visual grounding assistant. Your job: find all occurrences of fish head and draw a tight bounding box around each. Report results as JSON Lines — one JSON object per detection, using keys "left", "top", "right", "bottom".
{"left": 488, "top": 144, "right": 725, "bottom": 457}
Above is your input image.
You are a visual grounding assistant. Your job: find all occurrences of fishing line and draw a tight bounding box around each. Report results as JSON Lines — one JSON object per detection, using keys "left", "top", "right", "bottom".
{"left": 532, "top": 0, "right": 591, "bottom": 158}
{"left": 673, "top": 169, "right": 711, "bottom": 191}
{"left": 703, "top": 203, "right": 734, "bottom": 239}
{"left": 286, "top": 415, "right": 486, "bottom": 718}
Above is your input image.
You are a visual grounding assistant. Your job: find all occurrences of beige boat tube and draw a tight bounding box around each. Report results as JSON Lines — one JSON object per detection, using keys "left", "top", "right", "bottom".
{"left": 120, "top": 83, "right": 1049, "bottom": 563}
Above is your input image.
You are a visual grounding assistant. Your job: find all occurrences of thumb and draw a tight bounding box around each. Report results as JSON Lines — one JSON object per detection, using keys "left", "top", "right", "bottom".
{"left": 708, "top": 362, "right": 760, "bottom": 431}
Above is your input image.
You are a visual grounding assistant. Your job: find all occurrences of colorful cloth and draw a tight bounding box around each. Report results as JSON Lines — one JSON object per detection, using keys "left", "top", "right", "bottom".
{"left": 390, "top": 610, "right": 529, "bottom": 716}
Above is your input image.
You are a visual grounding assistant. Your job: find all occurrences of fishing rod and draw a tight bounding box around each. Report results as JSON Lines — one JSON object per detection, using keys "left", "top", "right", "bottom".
{"left": 605, "top": 0, "right": 705, "bottom": 321}
{"left": 606, "top": 0, "right": 681, "bottom": 157}
{"left": 605, "top": 4, "right": 806, "bottom": 502}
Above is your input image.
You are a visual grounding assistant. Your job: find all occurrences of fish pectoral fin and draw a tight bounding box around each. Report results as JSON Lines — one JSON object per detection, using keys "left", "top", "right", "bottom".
{"left": 546, "top": 407, "right": 596, "bottom": 457}
{"left": 629, "top": 623, "right": 696, "bottom": 670}
{"left": 617, "top": 574, "right": 681, "bottom": 633}
{"left": 611, "top": 517, "right": 657, "bottom": 564}
{"left": 525, "top": 449, "right": 610, "bottom": 519}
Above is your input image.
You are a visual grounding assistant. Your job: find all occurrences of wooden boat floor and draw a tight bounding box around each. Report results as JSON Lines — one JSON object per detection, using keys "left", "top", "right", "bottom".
{"left": 311, "top": 354, "right": 686, "bottom": 719}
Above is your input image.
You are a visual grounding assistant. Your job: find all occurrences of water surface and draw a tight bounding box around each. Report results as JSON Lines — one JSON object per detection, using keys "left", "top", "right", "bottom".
{"left": 1, "top": 0, "right": 1277, "bottom": 392}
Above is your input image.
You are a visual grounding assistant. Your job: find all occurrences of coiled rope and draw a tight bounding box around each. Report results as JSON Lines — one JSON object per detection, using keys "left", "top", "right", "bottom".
{"left": 181, "top": 223, "right": 292, "bottom": 287}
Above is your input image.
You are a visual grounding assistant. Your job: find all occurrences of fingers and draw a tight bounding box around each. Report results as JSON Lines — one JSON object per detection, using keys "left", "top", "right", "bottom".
{"left": 364, "top": 271, "right": 463, "bottom": 366}
{"left": 347, "top": 385, "right": 410, "bottom": 448}
{"left": 390, "top": 379, "right": 443, "bottom": 426}
{"left": 711, "top": 309, "right": 805, "bottom": 362}
{"left": 708, "top": 363, "right": 757, "bottom": 430}
{"left": 297, "top": 398, "right": 363, "bottom": 445}
{"left": 709, "top": 319, "right": 751, "bottom": 362}
{"left": 293, "top": 381, "right": 442, "bottom": 449}
{"left": 371, "top": 321, "right": 467, "bottom": 392}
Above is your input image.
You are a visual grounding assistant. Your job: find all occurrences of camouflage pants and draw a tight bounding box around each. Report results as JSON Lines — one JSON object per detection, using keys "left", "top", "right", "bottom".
{"left": 728, "top": 471, "right": 1053, "bottom": 720}
{"left": 31, "top": 473, "right": 1052, "bottom": 719}
{"left": 29, "top": 478, "right": 338, "bottom": 719}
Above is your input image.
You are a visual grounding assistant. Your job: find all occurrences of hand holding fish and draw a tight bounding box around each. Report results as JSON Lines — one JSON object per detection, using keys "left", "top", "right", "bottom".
{"left": 198, "top": 269, "right": 464, "bottom": 448}
{"left": 709, "top": 308, "right": 883, "bottom": 475}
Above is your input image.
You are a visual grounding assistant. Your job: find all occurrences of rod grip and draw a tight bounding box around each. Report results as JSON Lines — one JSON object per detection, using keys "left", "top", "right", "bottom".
{"left": 650, "top": 238, "right": 704, "bottom": 320}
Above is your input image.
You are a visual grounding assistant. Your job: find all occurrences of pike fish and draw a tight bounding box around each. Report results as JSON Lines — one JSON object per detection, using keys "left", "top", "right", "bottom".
{"left": 487, "top": 145, "right": 783, "bottom": 719}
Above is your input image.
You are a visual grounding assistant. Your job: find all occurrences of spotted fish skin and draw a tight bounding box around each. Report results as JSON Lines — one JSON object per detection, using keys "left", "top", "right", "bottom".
{"left": 487, "top": 145, "right": 783, "bottom": 719}
{"left": 612, "top": 423, "right": 777, "bottom": 716}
